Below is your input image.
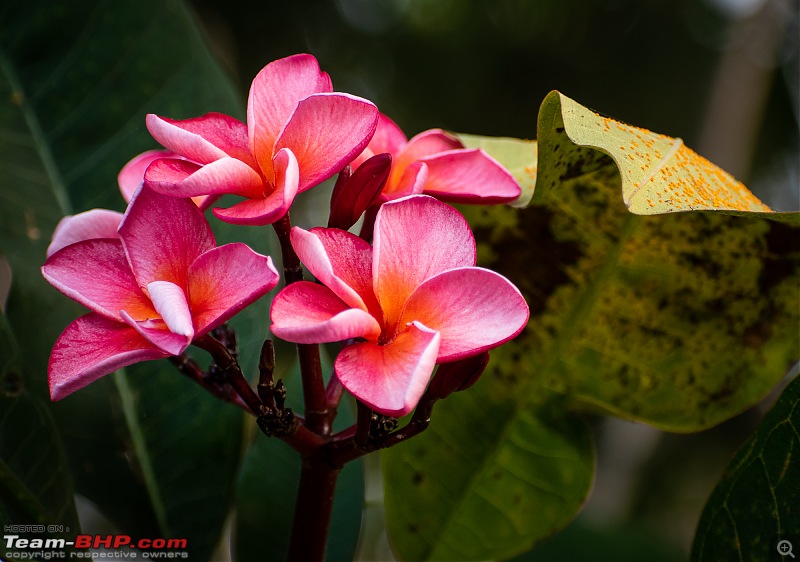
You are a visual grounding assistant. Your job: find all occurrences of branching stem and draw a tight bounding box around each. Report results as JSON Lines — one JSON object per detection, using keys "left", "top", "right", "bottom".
{"left": 168, "top": 354, "right": 250, "bottom": 412}
{"left": 192, "top": 334, "right": 263, "bottom": 415}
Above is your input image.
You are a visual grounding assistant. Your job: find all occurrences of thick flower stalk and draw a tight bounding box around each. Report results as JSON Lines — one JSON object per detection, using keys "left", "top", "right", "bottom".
{"left": 42, "top": 186, "right": 279, "bottom": 400}
{"left": 270, "top": 195, "right": 529, "bottom": 416}
{"left": 351, "top": 113, "right": 521, "bottom": 204}
{"left": 143, "top": 54, "right": 379, "bottom": 225}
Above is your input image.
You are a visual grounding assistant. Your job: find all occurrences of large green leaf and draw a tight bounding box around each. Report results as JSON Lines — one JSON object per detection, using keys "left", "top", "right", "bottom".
{"left": 0, "top": 311, "right": 79, "bottom": 532}
{"left": 383, "top": 387, "right": 593, "bottom": 561}
{"left": 385, "top": 93, "right": 799, "bottom": 560}
{"left": 692, "top": 374, "right": 800, "bottom": 561}
{"left": 0, "top": 1, "right": 271, "bottom": 558}
{"left": 464, "top": 91, "right": 799, "bottom": 431}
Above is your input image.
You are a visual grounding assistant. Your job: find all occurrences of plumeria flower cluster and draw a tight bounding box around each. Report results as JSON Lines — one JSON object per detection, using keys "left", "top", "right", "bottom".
{"left": 42, "top": 53, "right": 529, "bottom": 421}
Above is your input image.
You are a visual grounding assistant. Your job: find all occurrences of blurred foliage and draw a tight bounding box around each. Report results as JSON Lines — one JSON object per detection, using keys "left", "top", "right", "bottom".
{"left": 0, "top": 311, "right": 79, "bottom": 534}
{"left": 0, "top": 1, "right": 260, "bottom": 558}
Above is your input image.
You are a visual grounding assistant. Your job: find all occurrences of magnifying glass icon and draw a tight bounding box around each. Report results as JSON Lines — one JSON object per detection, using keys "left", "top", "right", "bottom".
{"left": 778, "top": 540, "right": 796, "bottom": 558}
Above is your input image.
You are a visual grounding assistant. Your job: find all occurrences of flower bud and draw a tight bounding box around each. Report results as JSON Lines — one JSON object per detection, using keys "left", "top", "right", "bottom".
{"left": 329, "top": 153, "right": 391, "bottom": 230}
{"left": 428, "top": 352, "right": 490, "bottom": 401}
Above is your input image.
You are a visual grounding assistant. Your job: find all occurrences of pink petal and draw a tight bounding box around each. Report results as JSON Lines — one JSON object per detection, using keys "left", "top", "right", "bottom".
{"left": 290, "top": 227, "right": 380, "bottom": 316}
{"left": 421, "top": 148, "right": 521, "bottom": 203}
{"left": 270, "top": 281, "right": 381, "bottom": 344}
{"left": 401, "top": 129, "right": 463, "bottom": 160}
{"left": 47, "top": 209, "right": 123, "bottom": 257}
{"left": 400, "top": 267, "right": 529, "bottom": 361}
{"left": 211, "top": 196, "right": 290, "bottom": 226}
{"left": 382, "top": 160, "right": 427, "bottom": 200}
{"left": 118, "top": 149, "right": 178, "bottom": 203}
{"left": 388, "top": 129, "right": 462, "bottom": 189}
{"left": 146, "top": 112, "right": 255, "bottom": 167}
{"left": 373, "top": 195, "right": 476, "bottom": 330}
{"left": 49, "top": 313, "right": 167, "bottom": 401}
{"left": 145, "top": 156, "right": 264, "bottom": 199}
{"left": 188, "top": 243, "right": 280, "bottom": 335}
{"left": 212, "top": 148, "right": 299, "bottom": 225}
{"left": 248, "top": 54, "right": 332, "bottom": 178}
{"left": 139, "top": 158, "right": 216, "bottom": 209}
{"left": 146, "top": 281, "right": 194, "bottom": 337}
{"left": 351, "top": 113, "right": 407, "bottom": 168}
{"left": 335, "top": 321, "right": 440, "bottom": 417}
{"left": 371, "top": 114, "right": 408, "bottom": 157}
{"left": 42, "top": 239, "right": 155, "bottom": 321}
{"left": 120, "top": 311, "right": 192, "bottom": 356}
{"left": 144, "top": 158, "right": 200, "bottom": 186}
{"left": 118, "top": 186, "right": 215, "bottom": 291}
{"left": 275, "top": 92, "right": 378, "bottom": 192}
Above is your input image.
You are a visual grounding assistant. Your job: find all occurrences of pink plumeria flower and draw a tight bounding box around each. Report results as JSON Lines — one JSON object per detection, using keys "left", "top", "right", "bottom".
{"left": 46, "top": 150, "right": 208, "bottom": 258}
{"left": 143, "top": 54, "right": 379, "bottom": 226}
{"left": 42, "top": 186, "right": 279, "bottom": 400}
{"left": 270, "top": 195, "right": 529, "bottom": 416}
{"left": 351, "top": 113, "right": 521, "bottom": 204}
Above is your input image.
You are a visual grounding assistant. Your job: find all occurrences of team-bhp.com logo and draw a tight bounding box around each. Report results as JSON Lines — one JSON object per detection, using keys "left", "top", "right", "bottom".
{"left": 3, "top": 531, "right": 188, "bottom": 559}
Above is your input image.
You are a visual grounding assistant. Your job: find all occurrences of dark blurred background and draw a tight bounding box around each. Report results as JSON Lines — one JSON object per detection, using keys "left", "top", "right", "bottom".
{"left": 185, "top": 1, "right": 798, "bottom": 559}
{"left": 190, "top": 0, "right": 798, "bottom": 211}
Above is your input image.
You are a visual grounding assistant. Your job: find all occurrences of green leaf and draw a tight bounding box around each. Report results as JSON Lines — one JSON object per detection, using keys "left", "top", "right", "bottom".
{"left": 0, "top": 311, "right": 79, "bottom": 531}
{"left": 383, "top": 387, "right": 593, "bottom": 562}
{"left": 386, "top": 93, "right": 799, "bottom": 560}
{"left": 691, "top": 375, "right": 800, "bottom": 561}
{"left": 461, "top": 91, "right": 800, "bottom": 431}
{"left": 534, "top": 91, "right": 795, "bottom": 220}
{"left": 0, "top": 1, "right": 265, "bottom": 558}
{"left": 118, "top": 365, "right": 244, "bottom": 558}
{"left": 458, "top": 133, "right": 538, "bottom": 208}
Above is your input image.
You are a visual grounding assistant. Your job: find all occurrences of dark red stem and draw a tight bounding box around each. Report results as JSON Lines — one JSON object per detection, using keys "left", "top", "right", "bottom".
{"left": 281, "top": 424, "right": 328, "bottom": 458}
{"left": 168, "top": 354, "right": 250, "bottom": 412}
{"left": 272, "top": 214, "right": 331, "bottom": 436}
{"left": 192, "top": 334, "right": 263, "bottom": 415}
{"left": 327, "top": 392, "right": 435, "bottom": 467}
{"left": 326, "top": 373, "right": 344, "bottom": 409}
{"left": 299, "top": 343, "right": 331, "bottom": 435}
{"left": 286, "top": 459, "right": 341, "bottom": 562}
{"left": 273, "top": 213, "right": 304, "bottom": 285}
